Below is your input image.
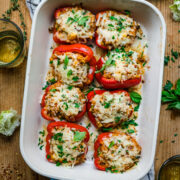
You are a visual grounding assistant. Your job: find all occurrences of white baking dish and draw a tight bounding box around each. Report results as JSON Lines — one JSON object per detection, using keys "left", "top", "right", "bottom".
{"left": 20, "top": 0, "right": 166, "bottom": 179}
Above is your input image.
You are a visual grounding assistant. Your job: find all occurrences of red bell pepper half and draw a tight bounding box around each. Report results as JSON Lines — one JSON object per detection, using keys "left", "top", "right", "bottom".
{"left": 41, "top": 82, "right": 86, "bottom": 122}
{"left": 53, "top": 7, "right": 72, "bottom": 44}
{"left": 87, "top": 90, "right": 131, "bottom": 128}
{"left": 95, "top": 57, "right": 141, "bottom": 89}
{"left": 52, "top": 44, "right": 96, "bottom": 85}
{"left": 94, "top": 132, "right": 111, "bottom": 171}
{"left": 46, "top": 121, "right": 90, "bottom": 162}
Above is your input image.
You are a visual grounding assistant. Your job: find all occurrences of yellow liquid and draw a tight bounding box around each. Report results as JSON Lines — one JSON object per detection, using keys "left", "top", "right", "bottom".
{"left": 159, "top": 161, "right": 180, "bottom": 180}
{"left": 0, "top": 35, "right": 21, "bottom": 63}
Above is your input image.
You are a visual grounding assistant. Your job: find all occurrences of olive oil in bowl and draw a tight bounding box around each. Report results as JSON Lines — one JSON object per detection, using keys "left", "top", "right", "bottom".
{"left": 0, "top": 19, "right": 26, "bottom": 68}
{"left": 0, "top": 31, "right": 21, "bottom": 64}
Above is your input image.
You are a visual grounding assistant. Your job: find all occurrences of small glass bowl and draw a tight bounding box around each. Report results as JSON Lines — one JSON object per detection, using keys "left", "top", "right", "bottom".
{"left": 0, "top": 18, "right": 26, "bottom": 68}
{"left": 158, "top": 155, "right": 180, "bottom": 180}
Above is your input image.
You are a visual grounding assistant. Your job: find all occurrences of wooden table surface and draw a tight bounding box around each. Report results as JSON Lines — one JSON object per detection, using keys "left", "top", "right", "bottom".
{"left": 0, "top": 0, "right": 179, "bottom": 179}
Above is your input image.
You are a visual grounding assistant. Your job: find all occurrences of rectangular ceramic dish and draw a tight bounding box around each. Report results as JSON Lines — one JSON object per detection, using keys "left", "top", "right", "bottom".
{"left": 20, "top": 0, "right": 166, "bottom": 179}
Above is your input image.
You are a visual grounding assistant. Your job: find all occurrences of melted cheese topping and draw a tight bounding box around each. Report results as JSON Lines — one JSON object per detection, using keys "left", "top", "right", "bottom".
{"left": 96, "top": 11, "right": 137, "bottom": 49}
{"left": 49, "top": 126, "right": 86, "bottom": 166}
{"left": 55, "top": 7, "right": 95, "bottom": 43}
{"left": 90, "top": 91, "right": 133, "bottom": 125}
{"left": 50, "top": 52, "right": 89, "bottom": 87}
{"left": 102, "top": 48, "right": 143, "bottom": 81}
{"left": 45, "top": 84, "right": 86, "bottom": 118}
{"left": 99, "top": 133, "right": 141, "bottom": 172}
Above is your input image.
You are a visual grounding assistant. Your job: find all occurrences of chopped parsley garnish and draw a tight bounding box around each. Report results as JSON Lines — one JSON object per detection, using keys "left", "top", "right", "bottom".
{"left": 72, "top": 76, "right": 79, "bottom": 81}
{"left": 127, "top": 129, "right": 135, "bottom": 134}
{"left": 64, "top": 56, "right": 69, "bottom": 70}
{"left": 121, "top": 120, "right": 138, "bottom": 129}
{"left": 78, "top": 16, "right": 89, "bottom": 27}
{"left": 67, "top": 85, "right": 73, "bottom": 90}
{"left": 115, "top": 116, "right": 121, "bottom": 123}
{"left": 108, "top": 24, "right": 114, "bottom": 27}
{"left": 124, "top": 10, "right": 131, "bottom": 15}
{"left": 86, "top": 123, "right": 91, "bottom": 129}
{"left": 63, "top": 102, "right": 69, "bottom": 110}
{"left": 57, "top": 59, "right": 60, "bottom": 66}
{"left": 112, "top": 35, "right": 115, "bottom": 39}
{"left": 102, "top": 127, "right": 113, "bottom": 132}
{"left": 72, "top": 9, "right": 75, "bottom": 14}
{"left": 95, "top": 54, "right": 113, "bottom": 73}
{"left": 104, "top": 102, "right": 111, "bottom": 108}
{"left": 56, "top": 161, "right": 61, "bottom": 166}
{"left": 47, "top": 155, "right": 50, "bottom": 159}
{"left": 67, "top": 69, "right": 73, "bottom": 77}
{"left": 50, "top": 60, "right": 53, "bottom": 64}
{"left": 50, "top": 89, "right": 56, "bottom": 92}
{"left": 39, "top": 130, "right": 45, "bottom": 137}
{"left": 109, "top": 141, "right": 115, "bottom": 148}
{"left": 50, "top": 78, "right": 56, "bottom": 84}
{"left": 74, "top": 103, "right": 80, "bottom": 108}
{"left": 74, "top": 131, "right": 86, "bottom": 142}
{"left": 143, "top": 62, "right": 147, "bottom": 67}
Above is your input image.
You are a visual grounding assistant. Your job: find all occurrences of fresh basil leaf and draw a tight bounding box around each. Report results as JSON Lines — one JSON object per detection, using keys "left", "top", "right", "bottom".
{"left": 74, "top": 131, "right": 86, "bottom": 142}
{"left": 167, "top": 101, "right": 180, "bottom": 110}
{"left": 130, "top": 92, "right": 142, "bottom": 104}
{"left": 163, "top": 80, "right": 173, "bottom": 91}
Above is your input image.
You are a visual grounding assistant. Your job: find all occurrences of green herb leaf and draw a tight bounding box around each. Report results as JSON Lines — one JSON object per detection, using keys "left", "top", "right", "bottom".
{"left": 67, "top": 69, "right": 73, "bottom": 77}
{"left": 115, "top": 116, "right": 121, "bottom": 123}
{"left": 67, "top": 85, "right": 73, "bottom": 90}
{"left": 163, "top": 80, "right": 173, "bottom": 91}
{"left": 74, "top": 131, "right": 86, "bottom": 142}
{"left": 95, "top": 54, "right": 113, "bottom": 73}
{"left": 50, "top": 89, "right": 56, "bottom": 92}
{"left": 109, "top": 141, "right": 115, "bottom": 148}
{"left": 64, "top": 56, "right": 69, "bottom": 70}
{"left": 171, "top": 49, "right": 179, "bottom": 59}
{"left": 124, "top": 10, "right": 131, "bottom": 15}
{"left": 102, "top": 127, "right": 113, "bottom": 132}
{"left": 63, "top": 102, "right": 69, "bottom": 110}
{"left": 56, "top": 161, "right": 61, "bottom": 166}
{"left": 78, "top": 16, "right": 89, "bottom": 26}
{"left": 72, "top": 76, "right": 79, "bottom": 81}
{"left": 127, "top": 129, "right": 135, "bottom": 134}
{"left": 74, "top": 103, "right": 80, "bottom": 108}
{"left": 130, "top": 92, "right": 142, "bottom": 104}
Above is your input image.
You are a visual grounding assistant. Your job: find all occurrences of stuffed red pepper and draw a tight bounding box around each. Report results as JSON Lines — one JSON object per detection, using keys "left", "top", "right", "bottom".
{"left": 53, "top": 6, "right": 95, "bottom": 44}
{"left": 46, "top": 122, "right": 90, "bottom": 167}
{"left": 41, "top": 82, "right": 86, "bottom": 122}
{"left": 94, "top": 132, "right": 141, "bottom": 173}
{"left": 87, "top": 90, "right": 134, "bottom": 129}
{"left": 95, "top": 47, "right": 143, "bottom": 89}
{"left": 49, "top": 44, "right": 96, "bottom": 88}
{"left": 95, "top": 10, "right": 138, "bottom": 50}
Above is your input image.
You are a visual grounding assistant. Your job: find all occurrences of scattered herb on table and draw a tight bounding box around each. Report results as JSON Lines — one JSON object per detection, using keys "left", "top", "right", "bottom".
{"left": 1, "top": 0, "right": 27, "bottom": 41}
{"left": 161, "top": 79, "right": 180, "bottom": 110}
{"left": 160, "top": 140, "right": 163, "bottom": 143}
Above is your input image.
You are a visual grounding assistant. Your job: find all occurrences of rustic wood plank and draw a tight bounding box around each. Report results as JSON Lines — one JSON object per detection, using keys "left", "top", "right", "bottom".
{"left": 0, "top": 0, "right": 179, "bottom": 179}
